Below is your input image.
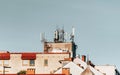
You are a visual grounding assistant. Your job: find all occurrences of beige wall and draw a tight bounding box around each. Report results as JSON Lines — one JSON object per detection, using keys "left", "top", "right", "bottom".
{"left": 0, "top": 53, "right": 70, "bottom": 74}
{"left": 36, "top": 53, "right": 69, "bottom": 74}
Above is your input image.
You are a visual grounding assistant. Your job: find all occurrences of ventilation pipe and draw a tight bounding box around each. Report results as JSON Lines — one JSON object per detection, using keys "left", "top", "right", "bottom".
{"left": 82, "top": 55, "right": 86, "bottom": 62}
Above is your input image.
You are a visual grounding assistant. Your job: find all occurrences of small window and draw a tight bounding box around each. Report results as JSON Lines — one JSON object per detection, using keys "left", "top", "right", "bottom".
{"left": 22, "top": 60, "right": 29, "bottom": 66}
{"left": 44, "top": 59, "right": 48, "bottom": 66}
{"left": 4, "top": 60, "right": 9, "bottom": 66}
{"left": 30, "top": 60, "right": 35, "bottom": 66}
{"left": 22, "top": 60, "right": 35, "bottom": 66}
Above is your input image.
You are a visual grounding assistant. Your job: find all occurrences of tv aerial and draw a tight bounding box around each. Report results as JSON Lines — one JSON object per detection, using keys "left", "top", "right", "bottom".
{"left": 40, "top": 33, "right": 47, "bottom": 43}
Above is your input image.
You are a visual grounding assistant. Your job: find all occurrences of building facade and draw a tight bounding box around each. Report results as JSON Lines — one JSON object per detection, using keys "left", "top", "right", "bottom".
{"left": 0, "top": 52, "right": 70, "bottom": 74}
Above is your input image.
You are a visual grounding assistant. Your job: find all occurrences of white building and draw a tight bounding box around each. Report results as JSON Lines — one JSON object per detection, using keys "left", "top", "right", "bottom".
{"left": 95, "top": 65, "right": 120, "bottom": 75}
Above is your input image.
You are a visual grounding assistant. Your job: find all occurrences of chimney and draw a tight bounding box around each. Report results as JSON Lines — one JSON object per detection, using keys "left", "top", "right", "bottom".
{"left": 82, "top": 55, "right": 86, "bottom": 62}
{"left": 26, "top": 68, "right": 35, "bottom": 75}
{"left": 62, "top": 68, "right": 70, "bottom": 75}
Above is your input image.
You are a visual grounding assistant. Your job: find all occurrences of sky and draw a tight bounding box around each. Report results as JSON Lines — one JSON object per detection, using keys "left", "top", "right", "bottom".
{"left": 0, "top": 0, "right": 120, "bottom": 71}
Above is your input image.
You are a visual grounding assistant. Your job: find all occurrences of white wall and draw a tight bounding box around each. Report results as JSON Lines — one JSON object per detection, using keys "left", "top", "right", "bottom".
{"left": 95, "top": 65, "right": 116, "bottom": 75}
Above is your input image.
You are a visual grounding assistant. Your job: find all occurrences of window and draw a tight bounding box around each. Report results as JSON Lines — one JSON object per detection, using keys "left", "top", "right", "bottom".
{"left": 44, "top": 59, "right": 48, "bottom": 66}
{"left": 0, "top": 60, "right": 9, "bottom": 66}
{"left": 22, "top": 60, "right": 35, "bottom": 66}
{"left": 4, "top": 60, "right": 9, "bottom": 66}
{"left": 30, "top": 60, "right": 35, "bottom": 66}
{"left": 22, "top": 60, "right": 29, "bottom": 66}
{"left": 0, "top": 60, "right": 2, "bottom": 66}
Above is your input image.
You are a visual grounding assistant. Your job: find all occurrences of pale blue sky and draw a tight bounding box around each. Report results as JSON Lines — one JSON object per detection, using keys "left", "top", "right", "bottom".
{"left": 0, "top": 0, "right": 120, "bottom": 70}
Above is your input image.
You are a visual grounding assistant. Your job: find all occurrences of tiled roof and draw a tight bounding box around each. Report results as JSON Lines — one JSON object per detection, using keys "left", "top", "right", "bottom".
{"left": 81, "top": 66, "right": 94, "bottom": 75}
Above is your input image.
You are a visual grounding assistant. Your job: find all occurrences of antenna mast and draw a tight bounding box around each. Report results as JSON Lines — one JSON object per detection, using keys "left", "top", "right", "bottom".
{"left": 70, "top": 26, "right": 75, "bottom": 42}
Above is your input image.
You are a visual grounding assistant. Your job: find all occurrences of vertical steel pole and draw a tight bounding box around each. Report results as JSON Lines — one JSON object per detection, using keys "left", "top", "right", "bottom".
{"left": 3, "top": 66, "right": 5, "bottom": 75}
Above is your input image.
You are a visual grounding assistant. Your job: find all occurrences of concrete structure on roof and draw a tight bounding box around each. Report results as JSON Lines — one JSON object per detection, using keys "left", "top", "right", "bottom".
{"left": 0, "top": 28, "right": 77, "bottom": 75}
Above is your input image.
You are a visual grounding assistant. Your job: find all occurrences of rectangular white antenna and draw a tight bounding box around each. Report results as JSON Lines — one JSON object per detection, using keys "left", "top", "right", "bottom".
{"left": 72, "top": 26, "right": 75, "bottom": 36}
